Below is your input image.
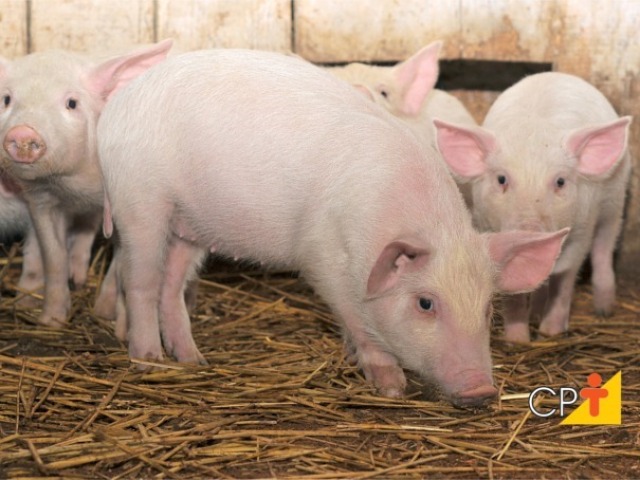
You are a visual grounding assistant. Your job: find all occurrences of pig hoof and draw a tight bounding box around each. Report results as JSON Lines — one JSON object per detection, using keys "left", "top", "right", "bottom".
{"left": 15, "top": 294, "right": 42, "bottom": 309}
{"left": 503, "top": 323, "right": 531, "bottom": 344}
{"left": 451, "top": 384, "right": 498, "bottom": 408}
{"left": 172, "top": 347, "right": 207, "bottom": 365}
{"left": 368, "top": 365, "right": 407, "bottom": 398}
{"left": 594, "top": 307, "right": 613, "bottom": 317}
{"left": 39, "top": 314, "right": 68, "bottom": 328}
{"left": 377, "top": 386, "right": 404, "bottom": 399}
{"left": 538, "top": 322, "right": 568, "bottom": 338}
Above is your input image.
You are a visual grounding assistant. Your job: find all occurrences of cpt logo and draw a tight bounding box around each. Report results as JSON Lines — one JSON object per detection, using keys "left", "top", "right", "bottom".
{"left": 528, "top": 371, "right": 622, "bottom": 425}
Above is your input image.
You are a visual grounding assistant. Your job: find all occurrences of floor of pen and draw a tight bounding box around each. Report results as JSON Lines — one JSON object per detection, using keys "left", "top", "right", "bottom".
{"left": 0, "top": 243, "right": 638, "bottom": 479}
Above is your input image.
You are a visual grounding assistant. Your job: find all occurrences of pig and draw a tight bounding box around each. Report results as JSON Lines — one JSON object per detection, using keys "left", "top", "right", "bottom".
{"left": 327, "top": 41, "right": 477, "bottom": 205}
{"left": 98, "top": 49, "right": 568, "bottom": 406}
{"left": 0, "top": 39, "right": 173, "bottom": 327}
{"left": 434, "top": 72, "right": 632, "bottom": 343}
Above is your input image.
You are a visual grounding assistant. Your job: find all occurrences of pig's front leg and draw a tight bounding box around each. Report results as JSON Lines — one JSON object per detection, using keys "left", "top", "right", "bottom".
{"left": 538, "top": 269, "right": 578, "bottom": 337}
{"left": 159, "top": 238, "right": 206, "bottom": 364}
{"left": 339, "top": 304, "right": 406, "bottom": 398}
{"left": 590, "top": 214, "right": 622, "bottom": 316}
{"left": 29, "top": 205, "right": 71, "bottom": 326}
{"left": 16, "top": 223, "right": 44, "bottom": 306}
{"left": 501, "top": 292, "right": 532, "bottom": 343}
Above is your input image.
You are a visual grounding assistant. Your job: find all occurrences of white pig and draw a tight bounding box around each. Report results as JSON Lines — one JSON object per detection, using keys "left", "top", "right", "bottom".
{"left": 98, "top": 49, "right": 568, "bottom": 406}
{"left": 327, "top": 41, "right": 477, "bottom": 205}
{"left": 435, "top": 72, "right": 632, "bottom": 342}
{"left": 0, "top": 40, "right": 173, "bottom": 326}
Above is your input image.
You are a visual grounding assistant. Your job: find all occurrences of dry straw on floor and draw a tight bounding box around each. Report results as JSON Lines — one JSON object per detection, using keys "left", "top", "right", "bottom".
{"left": 0, "top": 245, "right": 639, "bottom": 479}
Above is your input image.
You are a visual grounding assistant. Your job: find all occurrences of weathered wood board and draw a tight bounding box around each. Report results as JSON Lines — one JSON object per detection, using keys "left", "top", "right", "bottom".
{"left": 29, "top": 0, "right": 155, "bottom": 54}
{"left": 0, "top": 0, "right": 28, "bottom": 58}
{"left": 157, "top": 0, "right": 292, "bottom": 53}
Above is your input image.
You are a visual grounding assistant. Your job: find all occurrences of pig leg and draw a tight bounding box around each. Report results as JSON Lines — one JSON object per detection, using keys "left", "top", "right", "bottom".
{"left": 120, "top": 226, "right": 167, "bottom": 362}
{"left": 538, "top": 268, "right": 579, "bottom": 337}
{"left": 338, "top": 304, "right": 406, "bottom": 398}
{"left": 158, "top": 237, "right": 206, "bottom": 364}
{"left": 590, "top": 215, "right": 622, "bottom": 316}
{"left": 93, "top": 253, "right": 118, "bottom": 320}
{"left": 501, "top": 292, "right": 532, "bottom": 343}
{"left": 67, "top": 225, "right": 99, "bottom": 289}
{"left": 16, "top": 224, "right": 44, "bottom": 306}
{"left": 29, "top": 206, "right": 71, "bottom": 326}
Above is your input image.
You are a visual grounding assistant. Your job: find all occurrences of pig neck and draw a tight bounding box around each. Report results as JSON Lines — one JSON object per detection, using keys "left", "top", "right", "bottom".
{"left": 19, "top": 158, "right": 103, "bottom": 213}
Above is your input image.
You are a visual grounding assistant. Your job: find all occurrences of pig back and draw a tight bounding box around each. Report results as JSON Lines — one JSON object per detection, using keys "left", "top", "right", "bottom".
{"left": 98, "top": 49, "right": 462, "bottom": 269}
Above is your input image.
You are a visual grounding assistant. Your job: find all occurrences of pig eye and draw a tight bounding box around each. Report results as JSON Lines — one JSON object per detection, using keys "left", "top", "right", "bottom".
{"left": 555, "top": 177, "right": 566, "bottom": 189}
{"left": 377, "top": 86, "right": 389, "bottom": 99}
{"left": 497, "top": 175, "right": 507, "bottom": 186}
{"left": 417, "top": 297, "right": 434, "bottom": 312}
{"left": 2, "top": 95, "right": 10, "bottom": 107}
{"left": 66, "top": 98, "right": 78, "bottom": 110}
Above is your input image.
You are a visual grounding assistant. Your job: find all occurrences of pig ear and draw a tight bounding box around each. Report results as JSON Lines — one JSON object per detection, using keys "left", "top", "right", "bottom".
{"left": 434, "top": 119, "right": 496, "bottom": 179}
{"left": 488, "top": 228, "right": 569, "bottom": 294}
{"left": 87, "top": 38, "right": 173, "bottom": 102}
{"left": 367, "top": 240, "right": 429, "bottom": 297}
{"left": 392, "top": 41, "right": 442, "bottom": 116}
{"left": 566, "top": 116, "right": 632, "bottom": 178}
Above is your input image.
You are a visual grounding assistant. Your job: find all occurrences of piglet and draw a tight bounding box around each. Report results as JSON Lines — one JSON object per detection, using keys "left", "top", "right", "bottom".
{"left": 98, "top": 49, "right": 568, "bottom": 406}
{"left": 435, "top": 72, "right": 632, "bottom": 342}
{"left": 327, "top": 41, "right": 477, "bottom": 204}
{"left": 0, "top": 39, "right": 173, "bottom": 327}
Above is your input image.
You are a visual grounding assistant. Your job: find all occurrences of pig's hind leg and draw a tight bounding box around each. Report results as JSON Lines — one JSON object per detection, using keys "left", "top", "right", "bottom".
{"left": 159, "top": 236, "right": 207, "bottom": 365}
{"left": 119, "top": 222, "right": 168, "bottom": 362}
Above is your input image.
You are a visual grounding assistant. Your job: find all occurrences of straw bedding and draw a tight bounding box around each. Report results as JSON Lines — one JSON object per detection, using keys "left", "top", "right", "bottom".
{"left": 0, "top": 243, "right": 638, "bottom": 479}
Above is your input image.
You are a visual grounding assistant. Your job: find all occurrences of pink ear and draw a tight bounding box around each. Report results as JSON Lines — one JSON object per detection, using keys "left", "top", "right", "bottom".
{"left": 367, "top": 240, "right": 429, "bottom": 297}
{"left": 488, "top": 228, "right": 569, "bottom": 293}
{"left": 567, "top": 116, "right": 632, "bottom": 177}
{"left": 434, "top": 119, "right": 496, "bottom": 178}
{"left": 88, "top": 38, "right": 173, "bottom": 102}
{"left": 392, "top": 41, "right": 442, "bottom": 116}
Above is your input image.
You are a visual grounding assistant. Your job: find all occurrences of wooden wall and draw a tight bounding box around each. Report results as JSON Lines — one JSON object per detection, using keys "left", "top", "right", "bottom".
{"left": 0, "top": 0, "right": 638, "bottom": 278}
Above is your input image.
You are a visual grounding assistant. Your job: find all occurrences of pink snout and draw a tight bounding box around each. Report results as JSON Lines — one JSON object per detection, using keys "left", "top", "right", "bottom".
{"left": 3, "top": 125, "right": 47, "bottom": 163}
{"left": 450, "top": 383, "right": 498, "bottom": 408}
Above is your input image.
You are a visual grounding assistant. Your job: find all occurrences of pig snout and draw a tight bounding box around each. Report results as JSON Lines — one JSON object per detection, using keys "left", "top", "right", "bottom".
{"left": 444, "top": 370, "right": 498, "bottom": 408}
{"left": 450, "top": 383, "right": 498, "bottom": 408}
{"left": 3, "top": 125, "right": 47, "bottom": 163}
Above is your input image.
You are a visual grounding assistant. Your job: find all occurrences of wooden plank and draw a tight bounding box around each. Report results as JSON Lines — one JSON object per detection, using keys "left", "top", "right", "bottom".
{"left": 0, "top": 0, "right": 28, "bottom": 58}
{"left": 30, "top": 0, "right": 154, "bottom": 54}
{"left": 295, "top": 0, "right": 460, "bottom": 63}
{"left": 157, "top": 0, "right": 292, "bottom": 53}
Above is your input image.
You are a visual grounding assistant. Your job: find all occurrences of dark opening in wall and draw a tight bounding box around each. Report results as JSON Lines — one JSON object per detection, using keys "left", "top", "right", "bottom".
{"left": 436, "top": 60, "right": 553, "bottom": 91}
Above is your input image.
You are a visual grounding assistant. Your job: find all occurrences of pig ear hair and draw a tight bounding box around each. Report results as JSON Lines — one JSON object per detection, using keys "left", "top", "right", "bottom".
{"left": 367, "top": 240, "right": 430, "bottom": 297}
{"left": 488, "top": 228, "right": 569, "bottom": 294}
{"left": 567, "top": 116, "right": 632, "bottom": 178}
{"left": 392, "top": 40, "right": 442, "bottom": 116}
{"left": 433, "top": 119, "right": 496, "bottom": 179}
{"left": 89, "top": 38, "right": 173, "bottom": 102}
